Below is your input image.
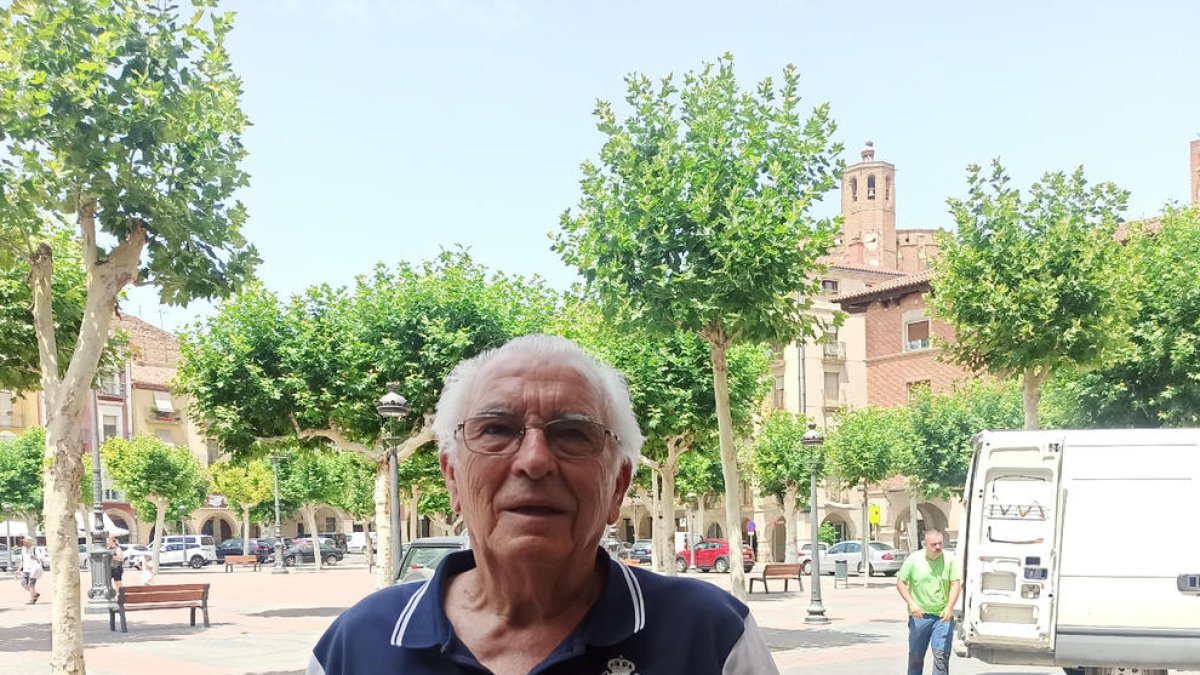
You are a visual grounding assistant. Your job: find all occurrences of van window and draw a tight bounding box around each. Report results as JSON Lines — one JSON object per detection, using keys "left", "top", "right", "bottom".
{"left": 200, "top": 536, "right": 214, "bottom": 547}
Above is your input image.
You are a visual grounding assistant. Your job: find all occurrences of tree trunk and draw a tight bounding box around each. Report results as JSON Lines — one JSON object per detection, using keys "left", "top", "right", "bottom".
{"left": 783, "top": 483, "right": 799, "bottom": 563}
{"left": 908, "top": 492, "right": 921, "bottom": 553}
{"left": 372, "top": 462, "right": 391, "bottom": 588}
{"left": 408, "top": 489, "right": 421, "bottom": 542}
{"left": 42, "top": 414, "right": 86, "bottom": 675}
{"left": 697, "top": 494, "right": 707, "bottom": 543}
{"left": 303, "top": 504, "right": 322, "bottom": 571}
{"left": 241, "top": 504, "right": 253, "bottom": 552}
{"left": 1022, "top": 366, "right": 1050, "bottom": 430}
{"left": 147, "top": 498, "right": 167, "bottom": 574}
{"left": 707, "top": 334, "right": 748, "bottom": 601}
{"left": 655, "top": 439, "right": 685, "bottom": 577}
{"left": 649, "top": 470, "right": 668, "bottom": 573}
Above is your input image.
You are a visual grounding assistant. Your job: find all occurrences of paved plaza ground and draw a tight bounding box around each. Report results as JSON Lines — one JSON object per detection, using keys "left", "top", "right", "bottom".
{"left": 1, "top": 556, "right": 1192, "bottom": 675}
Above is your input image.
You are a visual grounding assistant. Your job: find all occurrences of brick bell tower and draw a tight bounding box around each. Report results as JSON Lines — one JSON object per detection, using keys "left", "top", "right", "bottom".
{"left": 840, "top": 141, "right": 898, "bottom": 269}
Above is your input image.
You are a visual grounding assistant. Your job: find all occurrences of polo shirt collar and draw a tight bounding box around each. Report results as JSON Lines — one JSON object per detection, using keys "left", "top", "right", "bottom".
{"left": 390, "top": 549, "right": 646, "bottom": 650}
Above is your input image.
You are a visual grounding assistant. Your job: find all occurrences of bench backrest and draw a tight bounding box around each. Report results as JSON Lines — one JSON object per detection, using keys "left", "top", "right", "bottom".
{"left": 119, "top": 583, "right": 209, "bottom": 605}
{"left": 226, "top": 555, "right": 257, "bottom": 562}
{"left": 763, "top": 563, "right": 802, "bottom": 576}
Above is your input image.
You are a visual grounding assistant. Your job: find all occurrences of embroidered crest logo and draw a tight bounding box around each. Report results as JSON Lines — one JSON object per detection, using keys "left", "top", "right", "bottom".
{"left": 602, "top": 655, "right": 638, "bottom": 675}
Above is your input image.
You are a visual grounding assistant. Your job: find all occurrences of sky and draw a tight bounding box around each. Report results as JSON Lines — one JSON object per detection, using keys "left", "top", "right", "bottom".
{"left": 126, "top": 0, "right": 1200, "bottom": 331}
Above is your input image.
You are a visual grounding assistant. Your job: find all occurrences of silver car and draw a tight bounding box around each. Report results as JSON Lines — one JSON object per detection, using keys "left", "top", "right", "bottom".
{"left": 820, "top": 540, "right": 907, "bottom": 576}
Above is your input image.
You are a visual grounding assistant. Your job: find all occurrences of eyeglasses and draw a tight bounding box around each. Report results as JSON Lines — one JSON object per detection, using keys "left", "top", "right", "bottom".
{"left": 455, "top": 415, "right": 619, "bottom": 458}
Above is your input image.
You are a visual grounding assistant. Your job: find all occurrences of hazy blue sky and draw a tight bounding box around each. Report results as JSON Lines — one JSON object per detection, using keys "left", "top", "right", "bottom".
{"left": 127, "top": 0, "right": 1200, "bottom": 330}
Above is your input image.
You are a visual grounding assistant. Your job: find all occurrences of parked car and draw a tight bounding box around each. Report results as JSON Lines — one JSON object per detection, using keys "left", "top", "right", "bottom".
{"left": 153, "top": 540, "right": 216, "bottom": 569}
{"left": 819, "top": 540, "right": 907, "bottom": 576}
{"left": 318, "top": 532, "right": 348, "bottom": 553}
{"left": 276, "top": 537, "right": 344, "bottom": 566}
{"left": 160, "top": 535, "right": 218, "bottom": 566}
{"left": 0, "top": 543, "right": 9, "bottom": 572}
{"left": 34, "top": 545, "right": 51, "bottom": 570}
{"left": 215, "top": 538, "right": 272, "bottom": 563}
{"left": 120, "top": 544, "right": 150, "bottom": 568}
{"left": 797, "top": 542, "right": 830, "bottom": 574}
{"left": 346, "top": 532, "right": 370, "bottom": 553}
{"left": 675, "top": 538, "right": 755, "bottom": 574}
{"left": 598, "top": 537, "right": 631, "bottom": 558}
{"left": 393, "top": 536, "right": 469, "bottom": 584}
{"left": 628, "top": 539, "right": 653, "bottom": 565}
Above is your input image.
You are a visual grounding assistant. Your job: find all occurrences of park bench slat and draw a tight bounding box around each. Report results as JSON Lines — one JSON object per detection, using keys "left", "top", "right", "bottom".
{"left": 748, "top": 563, "right": 804, "bottom": 593}
{"left": 109, "top": 583, "right": 210, "bottom": 633}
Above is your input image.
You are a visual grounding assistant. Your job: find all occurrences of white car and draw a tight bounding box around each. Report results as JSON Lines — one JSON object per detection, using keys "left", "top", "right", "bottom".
{"left": 120, "top": 544, "right": 151, "bottom": 568}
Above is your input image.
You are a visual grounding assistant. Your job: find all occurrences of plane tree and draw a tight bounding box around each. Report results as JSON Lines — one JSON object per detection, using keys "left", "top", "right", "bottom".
{"left": 210, "top": 459, "right": 274, "bottom": 556}
{"left": 177, "top": 251, "right": 559, "bottom": 586}
{"left": 100, "top": 436, "right": 209, "bottom": 573}
{"left": 0, "top": 2, "right": 257, "bottom": 668}
{"left": 930, "top": 162, "right": 1132, "bottom": 429}
{"left": 555, "top": 54, "right": 842, "bottom": 598}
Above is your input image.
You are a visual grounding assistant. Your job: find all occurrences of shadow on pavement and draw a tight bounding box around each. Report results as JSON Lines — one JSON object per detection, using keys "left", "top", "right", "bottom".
{"left": 0, "top": 619, "right": 232, "bottom": 652}
{"left": 246, "top": 607, "right": 347, "bottom": 618}
{"left": 760, "top": 627, "right": 885, "bottom": 651}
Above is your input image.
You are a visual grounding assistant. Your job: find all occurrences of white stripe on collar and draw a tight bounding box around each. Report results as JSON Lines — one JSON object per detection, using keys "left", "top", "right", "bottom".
{"left": 391, "top": 579, "right": 433, "bottom": 646}
{"left": 615, "top": 562, "right": 645, "bottom": 633}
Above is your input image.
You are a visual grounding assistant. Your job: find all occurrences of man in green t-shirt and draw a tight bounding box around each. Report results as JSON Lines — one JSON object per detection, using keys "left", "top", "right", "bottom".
{"left": 896, "top": 529, "right": 960, "bottom": 675}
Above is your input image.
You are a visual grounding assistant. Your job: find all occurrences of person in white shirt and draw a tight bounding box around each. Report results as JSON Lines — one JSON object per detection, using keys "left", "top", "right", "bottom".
{"left": 18, "top": 537, "right": 43, "bottom": 604}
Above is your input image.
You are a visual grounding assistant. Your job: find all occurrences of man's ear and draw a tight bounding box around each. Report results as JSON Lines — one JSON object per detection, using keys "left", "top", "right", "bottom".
{"left": 607, "top": 459, "right": 634, "bottom": 525}
{"left": 440, "top": 452, "right": 462, "bottom": 514}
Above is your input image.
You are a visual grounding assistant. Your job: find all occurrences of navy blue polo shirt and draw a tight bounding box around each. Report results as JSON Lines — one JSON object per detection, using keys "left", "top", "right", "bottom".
{"left": 307, "top": 549, "right": 777, "bottom": 674}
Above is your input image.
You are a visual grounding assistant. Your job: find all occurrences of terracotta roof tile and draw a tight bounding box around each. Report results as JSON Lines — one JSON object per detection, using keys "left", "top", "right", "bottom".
{"left": 831, "top": 269, "right": 935, "bottom": 304}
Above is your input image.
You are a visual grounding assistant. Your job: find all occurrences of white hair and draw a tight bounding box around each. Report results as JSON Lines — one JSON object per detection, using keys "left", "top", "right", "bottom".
{"left": 433, "top": 334, "right": 644, "bottom": 467}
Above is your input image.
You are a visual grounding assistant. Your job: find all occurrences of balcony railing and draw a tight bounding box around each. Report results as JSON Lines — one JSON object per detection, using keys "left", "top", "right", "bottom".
{"left": 822, "top": 342, "right": 846, "bottom": 360}
{"left": 149, "top": 409, "right": 180, "bottom": 422}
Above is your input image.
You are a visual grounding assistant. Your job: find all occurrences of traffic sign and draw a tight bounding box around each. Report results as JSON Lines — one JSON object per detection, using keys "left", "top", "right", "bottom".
{"left": 869, "top": 504, "right": 881, "bottom": 526}
{"left": 745, "top": 521, "right": 756, "bottom": 533}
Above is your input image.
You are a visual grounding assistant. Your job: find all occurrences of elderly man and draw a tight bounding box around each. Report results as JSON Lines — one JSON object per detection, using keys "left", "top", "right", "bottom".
{"left": 308, "top": 334, "right": 777, "bottom": 675}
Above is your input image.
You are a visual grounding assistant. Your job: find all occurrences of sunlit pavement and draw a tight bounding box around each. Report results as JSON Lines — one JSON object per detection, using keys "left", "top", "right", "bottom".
{"left": 2, "top": 558, "right": 1195, "bottom": 675}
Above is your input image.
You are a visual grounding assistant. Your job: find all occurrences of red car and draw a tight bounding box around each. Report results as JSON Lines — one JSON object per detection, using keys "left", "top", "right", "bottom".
{"left": 675, "top": 538, "right": 755, "bottom": 574}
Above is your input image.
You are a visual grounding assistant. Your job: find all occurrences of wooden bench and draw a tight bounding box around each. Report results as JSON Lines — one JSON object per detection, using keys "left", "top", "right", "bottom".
{"left": 748, "top": 563, "right": 804, "bottom": 593}
{"left": 109, "top": 583, "right": 210, "bottom": 633}
{"left": 223, "top": 554, "right": 260, "bottom": 571}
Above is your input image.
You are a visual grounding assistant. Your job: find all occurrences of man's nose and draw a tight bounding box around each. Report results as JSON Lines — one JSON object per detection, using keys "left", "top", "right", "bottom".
{"left": 510, "top": 426, "right": 557, "bottom": 477}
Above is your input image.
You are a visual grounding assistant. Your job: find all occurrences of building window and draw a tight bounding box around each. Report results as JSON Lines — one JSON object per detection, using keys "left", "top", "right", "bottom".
{"left": 155, "top": 428, "right": 175, "bottom": 446}
{"left": 324, "top": 517, "right": 336, "bottom": 533}
{"left": 867, "top": 174, "right": 876, "bottom": 200}
{"left": 0, "top": 391, "right": 13, "bottom": 426}
{"left": 905, "top": 319, "right": 931, "bottom": 351}
{"left": 907, "top": 380, "right": 932, "bottom": 401}
{"left": 850, "top": 177, "right": 858, "bottom": 201}
{"left": 102, "top": 414, "right": 119, "bottom": 441}
{"left": 820, "top": 279, "right": 839, "bottom": 295}
{"left": 823, "top": 371, "right": 841, "bottom": 404}
{"left": 772, "top": 376, "right": 785, "bottom": 410}
{"left": 885, "top": 175, "right": 892, "bottom": 201}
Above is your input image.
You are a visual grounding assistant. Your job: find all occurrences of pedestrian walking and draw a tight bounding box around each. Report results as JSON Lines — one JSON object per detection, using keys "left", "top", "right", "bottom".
{"left": 17, "top": 537, "right": 42, "bottom": 604}
{"left": 136, "top": 557, "right": 155, "bottom": 585}
{"left": 107, "top": 535, "right": 125, "bottom": 591}
{"left": 896, "top": 529, "right": 960, "bottom": 675}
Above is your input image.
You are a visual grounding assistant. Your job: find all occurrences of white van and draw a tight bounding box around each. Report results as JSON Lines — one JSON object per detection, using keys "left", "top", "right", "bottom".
{"left": 158, "top": 535, "right": 217, "bottom": 568}
{"left": 956, "top": 429, "right": 1200, "bottom": 674}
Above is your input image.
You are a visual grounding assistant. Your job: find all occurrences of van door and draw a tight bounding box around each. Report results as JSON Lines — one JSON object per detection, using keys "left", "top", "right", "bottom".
{"left": 961, "top": 432, "right": 1064, "bottom": 655}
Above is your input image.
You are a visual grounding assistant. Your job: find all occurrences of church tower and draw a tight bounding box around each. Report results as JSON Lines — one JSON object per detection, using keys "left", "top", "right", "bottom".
{"left": 840, "top": 141, "right": 897, "bottom": 269}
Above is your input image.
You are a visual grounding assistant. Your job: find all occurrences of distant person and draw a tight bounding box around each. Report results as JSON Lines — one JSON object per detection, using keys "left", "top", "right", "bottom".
{"left": 136, "top": 558, "right": 155, "bottom": 585}
{"left": 308, "top": 334, "right": 778, "bottom": 674}
{"left": 107, "top": 535, "right": 125, "bottom": 591}
{"left": 17, "top": 537, "right": 42, "bottom": 604}
{"left": 896, "top": 529, "right": 961, "bottom": 675}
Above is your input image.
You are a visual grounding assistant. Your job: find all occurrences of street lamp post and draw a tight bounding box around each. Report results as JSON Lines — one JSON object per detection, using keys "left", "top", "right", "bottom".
{"left": 802, "top": 423, "right": 829, "bottom": 625}
{"left": 86, "top": 439, "right": 114, "bottom": 613}
{"left": 376, "top": 382, "right": 411, "bottom": 579}
{"left": 687, "top": 492, "right": 698, "bottom": 571}
{"left": 2, "top": 502, "right": 11, "bottom": 569}
{"left": 271, "top": 454, "right": 288, "bottom": 574}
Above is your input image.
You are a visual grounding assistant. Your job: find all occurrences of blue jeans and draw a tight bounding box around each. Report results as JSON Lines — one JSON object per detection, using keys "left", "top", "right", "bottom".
{"left": 908, "top": 613, "right": 952, "bottom": 675}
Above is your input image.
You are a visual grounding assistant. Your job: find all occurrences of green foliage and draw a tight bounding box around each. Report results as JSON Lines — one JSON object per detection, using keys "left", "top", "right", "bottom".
{"left": 279, "top": 449, "right": 345, "bottom": 507}
{"left": 397, "top": 446, "right": 444, "bottom": 500}
{"left": 555, "top": 53, "right": 842, "bottom": 346}
{"left": 417, "top": 490, "right": 453, "bottom": 519}
{"left": 0, "top": 426, "right": 45, "bottom": 513}
{"left": 818, "top": 522, "right": 838, "bottom": 546}
{"left": 930, "top": 162, "right": 1132, "bottom": 424}
{"left": 750, "top": 411, "right": 823, "bottom": 505}
{"left": 1060, "top": 207, "right": 1200, "bottom": 427}
{"left": 825, "top": 406, "right": 910, "bottom": 488}
{"left": 329, "top": 452, "right": 377, "bottom": 521}
{"left": 0, "top": 0, "right": 259, "bottom": 305}
{"left": 178, "top": 250, "right": 559, "bottom": 455}
{"left": 676, "top": 446, "right": 724, "bottom": 497}
{"left": 903, "top": 381, "right": 1023, "bottom": 498}
{"left": 210, "top": 458, "right": 273, "bottom": 512}
{"left": 101, "top": 435, "right": 209, "bottom": 523}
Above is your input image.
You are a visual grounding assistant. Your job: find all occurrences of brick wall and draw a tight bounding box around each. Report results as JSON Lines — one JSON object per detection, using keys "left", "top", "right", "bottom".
{"left": 861, "top": 290, "right": 975, "bottom": 407}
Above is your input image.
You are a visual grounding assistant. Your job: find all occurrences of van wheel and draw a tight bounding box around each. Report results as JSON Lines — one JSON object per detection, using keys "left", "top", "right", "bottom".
{"left": 323, "top": 554, "right": 337, "bottom": 566}
{"left": 714, "top": 558, "right": 730, "bottom": 574}
{"left": 284, "top": 555, "right": 296, "bottom": 567}
{"left": 189, "top": 555, "right": 204, "bottom": 569}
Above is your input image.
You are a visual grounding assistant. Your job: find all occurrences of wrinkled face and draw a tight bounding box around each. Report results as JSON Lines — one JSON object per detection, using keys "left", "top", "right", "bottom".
{"left": 440, "top": 352, "right": 632, "bottom": 568}
{"left": 923, "top": 533, "right": 944, "bottom": 560}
